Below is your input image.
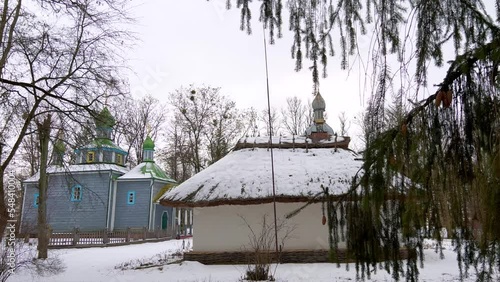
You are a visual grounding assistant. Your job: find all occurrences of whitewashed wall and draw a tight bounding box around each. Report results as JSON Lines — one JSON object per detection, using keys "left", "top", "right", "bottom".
{"left": 193, "top": 202, "right": 346, "bottom": 252}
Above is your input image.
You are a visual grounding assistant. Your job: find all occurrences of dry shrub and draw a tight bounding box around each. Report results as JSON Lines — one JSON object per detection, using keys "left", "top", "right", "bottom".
{"left": 0, "top": 239, "right": 65, "bottom": 282}
{"left": 240, "top": 214, "right": 294, "bottom": 281}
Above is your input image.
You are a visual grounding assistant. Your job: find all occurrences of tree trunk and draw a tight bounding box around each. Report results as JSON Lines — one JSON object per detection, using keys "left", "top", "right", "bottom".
{"left": 36, "top": 115, "right": 51, "bottom": 259}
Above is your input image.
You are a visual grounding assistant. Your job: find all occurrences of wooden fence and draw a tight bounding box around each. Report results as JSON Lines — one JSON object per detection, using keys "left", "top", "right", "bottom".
{"left": 45, "top": 227, "right": 177, "bottom": 248}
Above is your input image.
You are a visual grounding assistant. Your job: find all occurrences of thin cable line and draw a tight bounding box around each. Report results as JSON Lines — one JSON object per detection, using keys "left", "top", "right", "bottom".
{"left": 262, "top": 23, "right": 280, "bottom": 263}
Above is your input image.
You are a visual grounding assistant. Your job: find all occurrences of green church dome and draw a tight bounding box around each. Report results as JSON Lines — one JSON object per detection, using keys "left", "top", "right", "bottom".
{"left": 95, "top": 107, "right": 116, "bottom": 129}
{"left": 143, "top": 136, "right": 155, "bottom": 150}
{"left": 54, "top": 139, "right": 66, "bottom": 154}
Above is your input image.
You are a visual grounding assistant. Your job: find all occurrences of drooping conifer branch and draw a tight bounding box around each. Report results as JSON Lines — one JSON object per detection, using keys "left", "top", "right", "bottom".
{"left": 404, "top": 38, "right": 500, "bottom": 126}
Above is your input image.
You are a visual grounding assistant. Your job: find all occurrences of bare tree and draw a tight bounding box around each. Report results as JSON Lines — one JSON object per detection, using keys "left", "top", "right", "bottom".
{"left": 114, "top": 95, "right": 167, "bottom": 165}
{"left": 19, "top": 127, "right": 39, "bottom": 177}
{"left": 241, "top": 107, "right": 260, "bottom": 137}
{"left": 338, "top": 112, "right": 350, "bottom": 136}
{"left": 0, "top": 0, "right": 132, "bottom": 238}
{"left": 260, "top": 107, "right": 281, "bottom": 137}
{"left": 159, "top": 122, "right": 193, "bottom": 183}
{"left": 305, "top": 98, "right": 314, "bottom": 128}
{"left": 206, "top": 99, "right": 243, "bottom": 165}
{"left": 168, "top": 85, "right": 243, "bottom": 173}
{"left": 168, "top": 86, "right": 216, "bottom": 173}
{"left": 281, "top": 96, "right": 308, "bottom": 136}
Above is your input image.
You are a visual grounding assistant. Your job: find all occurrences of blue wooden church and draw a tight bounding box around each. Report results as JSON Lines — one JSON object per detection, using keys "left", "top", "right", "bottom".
{"left": 20, "top": 108, "right": 180, "bottom": 234}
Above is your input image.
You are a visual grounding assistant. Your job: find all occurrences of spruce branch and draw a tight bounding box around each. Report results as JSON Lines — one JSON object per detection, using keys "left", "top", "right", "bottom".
{"left": 404, "top": 38, "right": 500, "bottom": 126}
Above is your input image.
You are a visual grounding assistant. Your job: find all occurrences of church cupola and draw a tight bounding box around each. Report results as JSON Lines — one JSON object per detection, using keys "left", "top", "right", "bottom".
{"left": 312, "top": 92, "right": 326, "bottom": 124}
{"left": 143, "top": 136, "right": 155, "bottom": 162}
{"left": 74, "top": 107, "right": 127, "bottom": 166}
{"left": 94, "top": 107, "right": 115, "bottom": 140}
{"left": 51, "top": 136, "right": 65, "bottom": 166}
{"left": 306, "top": 92, "right": 335, "bottom": 141}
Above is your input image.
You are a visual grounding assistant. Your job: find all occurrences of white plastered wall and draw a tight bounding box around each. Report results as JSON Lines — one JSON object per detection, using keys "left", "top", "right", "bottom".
{"left": 193, "top": 202, "right": 346, "bottom": 252}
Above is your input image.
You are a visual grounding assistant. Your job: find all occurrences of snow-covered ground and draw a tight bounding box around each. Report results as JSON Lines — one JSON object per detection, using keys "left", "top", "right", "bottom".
{"left": 9, "top": 239, "right": 486, "bottom": 282}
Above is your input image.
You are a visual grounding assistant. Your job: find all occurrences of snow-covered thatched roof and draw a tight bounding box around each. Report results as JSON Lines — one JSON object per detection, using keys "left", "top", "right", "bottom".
{"left": 160, "top": 144, "right": 362, "bottom": 207}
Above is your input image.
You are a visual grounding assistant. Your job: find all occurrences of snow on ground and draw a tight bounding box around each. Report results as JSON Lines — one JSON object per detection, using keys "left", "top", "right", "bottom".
{"left": 9, "top": 238, "right": 490, "bottom": 282}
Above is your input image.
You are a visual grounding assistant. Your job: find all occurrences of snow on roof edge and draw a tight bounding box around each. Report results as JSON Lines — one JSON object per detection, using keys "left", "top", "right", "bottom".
{"left": 23, "top": 164, "right": 129, "bottom": 183}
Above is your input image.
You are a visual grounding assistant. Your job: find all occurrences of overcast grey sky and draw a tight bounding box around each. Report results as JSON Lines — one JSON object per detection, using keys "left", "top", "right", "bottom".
{"left": 124, "top": 0, "right": 497, "bottom": 150}
{"left": 126, "top": 1, "right": 367, "bottom": 139}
